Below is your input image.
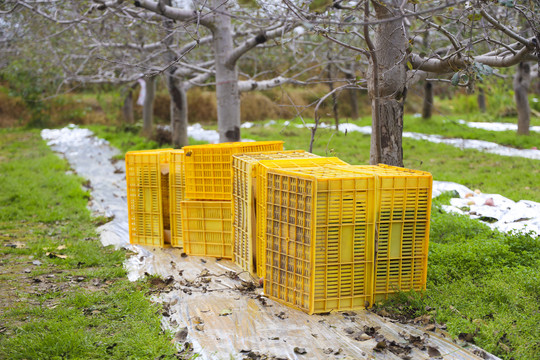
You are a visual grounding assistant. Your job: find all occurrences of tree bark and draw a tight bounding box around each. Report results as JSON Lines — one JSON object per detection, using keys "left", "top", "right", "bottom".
{"left": 122, "top": 84, "right": 135, "bottom": 124}
{"left": 514, "top": 62, "right": 531, "bottom": 135}
{"left": 367, "top": 1, "right": 407, "bottom": 166}
{"left": 326, "top": 60, "right": 340, "bottom": 131}
{"left": 346, "top": 62, "right": 359, "bottom": 120}
{"left": 422, "top": 81, "right": 433, "bottom": 119}
{"left": 168, "top": 77, "right": 189, "bottom": 147}
{"left": 477, "top": 86, "right": 487, "bottom": 113}
{"left": 210, "top": 0, "right": 241, "bottom": 143}
{"left": 163, "top": 0, "right": 189, "bottom": 148}
{"left": 142, "top": 75, "right": 156, "bottom": 138}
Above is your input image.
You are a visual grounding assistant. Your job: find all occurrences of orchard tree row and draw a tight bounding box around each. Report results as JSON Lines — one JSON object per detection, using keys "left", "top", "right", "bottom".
{"left": 1, "top": 0, "right": 538, "bottom": 165}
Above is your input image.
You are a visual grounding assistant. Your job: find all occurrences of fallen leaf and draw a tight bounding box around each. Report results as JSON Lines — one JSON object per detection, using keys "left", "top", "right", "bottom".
{"left": 56, "top": 245, "right": 67, "bottom": 250}
{"left": 4, "top": 242, "right": 26, "bottom": 249}
{"left": 427, "top": 346, "right": 441, "bottom": 357}
{"left": 173, "top": 327, "right": 188, "bottom": 342}
{"left": 46, "top": 252, "right": 67, "bottom": 259}
{"left": 219, "top": 309, "right": 232, "bottom": 316}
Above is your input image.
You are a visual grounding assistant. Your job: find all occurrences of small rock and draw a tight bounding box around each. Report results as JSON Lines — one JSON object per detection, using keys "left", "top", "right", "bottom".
{"left": 32, "top": 260, "right": 43, "bottom": 266}
{"left": 323, "top": 348, "right": 333, "bottom": 354}
{"left": 424, "top": 324, "right": 436, "bottom": 332}
{"left": 378, "top": 309, "right": 391, "bottom": 317}
{"left": 23, "top": 268, "right": 31, "bottom": 273}
{"left": 293, "top": 347, "right": 307, "bottom": 355}
{"left": 76, "top": 277, "right": 85, "bottom": 282}
{"left": 195, "top": 324, "right": 204, "bottom": 331}
{"left": 344, "top": 327, "right": 355, "bottom": 334}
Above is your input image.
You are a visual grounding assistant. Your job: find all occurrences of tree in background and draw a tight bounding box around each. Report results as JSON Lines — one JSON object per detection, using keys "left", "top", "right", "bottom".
{"left": 296, "top": 0, "right": 538, "bottom": 165}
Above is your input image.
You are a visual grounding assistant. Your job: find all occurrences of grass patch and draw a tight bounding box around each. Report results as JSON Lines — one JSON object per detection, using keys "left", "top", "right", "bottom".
{"left": 0, "top": 129, "right": 178, "bottom": 359}
{"left": 403, "top": 114, "right": 540, "bottom": 150}
{"left": 86, "top": 124, "right": 208, "bottom": 158}
{"left": 378, "top": 194, "right": 540, "bottom": 360}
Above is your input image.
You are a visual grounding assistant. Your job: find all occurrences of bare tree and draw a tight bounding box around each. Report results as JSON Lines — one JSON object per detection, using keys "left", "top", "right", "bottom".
{"left": 292, "top": 0, "right": 539, "bottom": 166}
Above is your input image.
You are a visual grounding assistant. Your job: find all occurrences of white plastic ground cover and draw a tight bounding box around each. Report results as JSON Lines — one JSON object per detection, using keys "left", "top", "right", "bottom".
{"left": 456, "top": 119, "right": 540, "bottom": 133}
{"left": 41, "top": 126, "right": 503, "bottom": 360}
{"left": 290, "top": 122, "right": 540, "bottom": 160}
{"left": 433, "top": 181, "right": 540, "bottom": 235}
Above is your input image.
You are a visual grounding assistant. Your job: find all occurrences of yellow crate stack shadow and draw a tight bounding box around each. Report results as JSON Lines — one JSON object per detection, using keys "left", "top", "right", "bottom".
{"left": 126, "top": 142, "right": 432, "bottom": 314}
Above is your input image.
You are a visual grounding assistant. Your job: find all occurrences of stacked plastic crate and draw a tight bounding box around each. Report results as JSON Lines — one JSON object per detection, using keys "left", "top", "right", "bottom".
{"left": 260, "top": 164, "right": 433, "bottom": 313}
{"left": 262, "top": 166, "right": 376, "bottom": 314}
{"left": 329, "top": 164, "right": 433, "bottom": 302}
{"left": 231, "top": 151, "right": 324, "bottom": 274}
{"left": 125, "top": 149, "right": 173, "bottom": 247}
{"left": 254, "top": 157, "right": 349, "bottom": 277}
{"left": 126, "top": 143, "right": 433, "bottom": 314}
{"left": 177, "top": 141, "right": 284, "bottom": 259}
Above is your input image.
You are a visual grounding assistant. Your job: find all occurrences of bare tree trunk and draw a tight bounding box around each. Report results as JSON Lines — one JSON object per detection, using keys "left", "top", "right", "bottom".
{"left": 169, "top": 78, "right": 189, "bottom": 147}
{"left": 163, "top": 0, "right": 189, "bottom": 148}
{"left": 122, "top": 84, "right": 136, "bottom": 124}
{"left": 366, "top": 1, "right": 407, "bottom": 166}
{"left": 211, "top": 0, "right": 241, "bottom": 142}
{"left": 346, "top": 62, "right": 359, "bottom": 120}
{"left": 514, "top": 62, "right": 531, "bottom": 135}
{"left": 422, "top": 81, "right": 433, "bottom": 119}
{"left": 142, "top": 75, "right": 156, "bottom": 138}
{"left": 326, "top": 59, "right": 340, "bottom": 131}
{"left": 477, "top": 86, "right": 487, "bottom": 113}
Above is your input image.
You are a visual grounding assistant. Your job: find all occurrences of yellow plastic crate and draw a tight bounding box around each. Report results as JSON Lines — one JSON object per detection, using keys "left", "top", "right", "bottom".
{"left": 182, "top": 141, "right": 284, "bottom": 201}
{"left": 181, "top": 200, "right": 233, "bottom": 259}
{"left": 169, "top": 150, "right": 185, "bottom": 248}
{"left": 232, "top": 151, "right": 321, "bottom": 274}
{"left": 255, "top": 157, "right": 349, "bottom": 277}
{"left": 264, "top": 166, "right": 375, "bottom": 314}
{"left": 125, "top": 149, "right": 172, "bottom": 247}
{"left": 330, "top": 164, "right": 433, "bottom": 302}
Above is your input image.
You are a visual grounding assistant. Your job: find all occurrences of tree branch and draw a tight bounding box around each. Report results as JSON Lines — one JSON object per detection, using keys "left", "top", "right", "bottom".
{"left": 135, "top": 0, "right": 213, "bottom": 28}
{"left": 225, "top": 22, "right": 297, "bottom": 68}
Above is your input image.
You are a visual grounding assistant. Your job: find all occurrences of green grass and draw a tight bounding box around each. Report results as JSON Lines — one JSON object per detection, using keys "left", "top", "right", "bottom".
{"left": 87, "top": 124, "right": 208, "bottom": 157}
{"left": 379, "top": 193, "right": 540, "bottom": 360}
{"left": 243, "top": 123, "right": 540, "bottom": 202}
{"left": 0, "top": 129, "right": 178, "bottom": 359}
{"left": 75, "top": 118, "right": 539, "bottom": 359}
